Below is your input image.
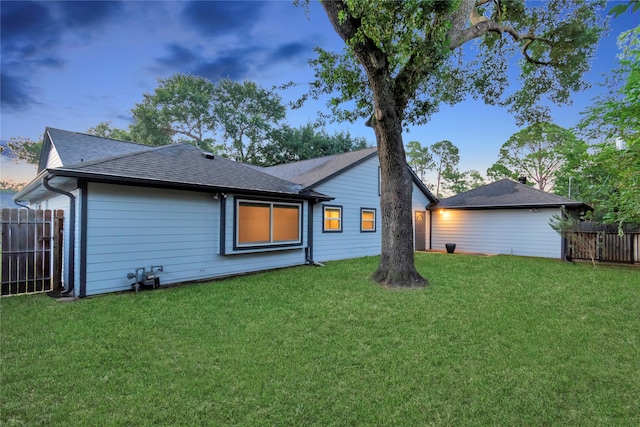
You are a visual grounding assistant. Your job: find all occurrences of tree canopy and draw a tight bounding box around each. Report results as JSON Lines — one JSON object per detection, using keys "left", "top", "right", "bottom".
{"left": 405, "top": 141, "right": 434, "bottom": 182}
{"left": 87, "top": 121, "right": 132, "bottom": 141}
{"left": 214, "top": 79, "right": 287, "bottom": 164}
{"left": 575, "top": 25, "right": 640, "bottom": 226}
{"left": 430, "top": 140, "right": 460, "bottom": 197}
{"left": 488, "top": 122, "right": 586, "bottom": 192}
{"left": 130, "top": 74, "right": 217, "bottom": 150}
{"left": 5, "top": 137, "right": 42, "bottom": 165}
{"left": 308, "top": 0, "right": 606, "bottom": 287}
{"left": 261, "top": 123, "right": 369, "bottom": 166}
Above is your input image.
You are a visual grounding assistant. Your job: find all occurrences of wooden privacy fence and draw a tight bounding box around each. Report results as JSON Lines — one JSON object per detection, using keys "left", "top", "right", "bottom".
{"left": 1, "top": 209, "right": 64, "bottom": 296}
{"left": 567, "top": 230, "right": 639, "bottom": 264}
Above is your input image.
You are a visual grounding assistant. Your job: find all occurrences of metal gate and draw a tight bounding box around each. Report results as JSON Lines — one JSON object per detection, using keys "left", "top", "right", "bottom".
{"left": 1, "top": 209, "right": 64, "bottom": 296}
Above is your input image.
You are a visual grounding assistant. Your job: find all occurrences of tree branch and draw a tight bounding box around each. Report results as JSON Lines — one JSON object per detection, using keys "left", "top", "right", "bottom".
{"left": 321, "top": 1, "right": 387, "bottom": 73}
{"left": 449, "top": 19, "right": 553, "bottom": 65}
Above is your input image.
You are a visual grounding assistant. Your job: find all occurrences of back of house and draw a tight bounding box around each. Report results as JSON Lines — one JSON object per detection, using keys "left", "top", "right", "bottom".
{"left": 13, "top": 128, "right": 436, "bottom": 297}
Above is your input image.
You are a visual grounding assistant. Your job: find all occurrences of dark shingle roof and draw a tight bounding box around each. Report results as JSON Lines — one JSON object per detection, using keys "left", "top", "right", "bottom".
{"left": 263, "top": 147, "right": 378, "bottom": 188}
{"left": 431, "top": 179, "right": 590, "bottom": 210}
{"left": 53, "top": 143, "right": 323, "bottom": 198}
{"left": 45, "top": 127, "right": 153, "bottom": 167}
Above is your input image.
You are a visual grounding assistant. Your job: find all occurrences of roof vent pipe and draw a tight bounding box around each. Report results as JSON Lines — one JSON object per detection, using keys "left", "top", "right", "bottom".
{"left": 518, "top": 177, "right": 527, "bottom": 185}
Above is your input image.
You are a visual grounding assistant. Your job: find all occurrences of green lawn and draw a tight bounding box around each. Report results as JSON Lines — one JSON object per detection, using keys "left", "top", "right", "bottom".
{"left": 1, "top": 253, "right": 639, "bottom": 426}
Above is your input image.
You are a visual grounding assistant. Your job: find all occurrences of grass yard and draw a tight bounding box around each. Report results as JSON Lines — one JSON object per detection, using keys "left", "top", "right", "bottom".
{"left": 1, "top": 253, "right": 639, "bottom": 426}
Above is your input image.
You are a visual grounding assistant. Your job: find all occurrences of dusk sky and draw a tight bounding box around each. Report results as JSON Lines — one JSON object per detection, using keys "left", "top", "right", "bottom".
{"left": 1, "top": 1, "right": 638, "bottom": 186}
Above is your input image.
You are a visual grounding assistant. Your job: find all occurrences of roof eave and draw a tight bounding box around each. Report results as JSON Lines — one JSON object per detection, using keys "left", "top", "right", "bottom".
{"left": 13, "top": 169, "right": 52, "bottom": 201}
{"left": 428, "top": 202, "right": 592, "bottom": 211}
{"left": 407, "top": 167, "right": 438, "bottom": 204}
{"left": 48, "top": 169, "right": 330, "bottom": 201}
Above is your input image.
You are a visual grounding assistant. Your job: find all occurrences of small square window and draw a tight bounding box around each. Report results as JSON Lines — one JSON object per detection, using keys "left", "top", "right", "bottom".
{"left": 361, "top": 208, "right": 376, "bottom": 232}
{"left": 323, "top": 205, "right": 342, "bottom": 232}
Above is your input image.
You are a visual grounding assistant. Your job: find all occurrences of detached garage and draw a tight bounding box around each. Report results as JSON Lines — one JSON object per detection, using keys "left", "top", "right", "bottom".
{"left": 428, "top": 179, "right": 591, "bottom": 259}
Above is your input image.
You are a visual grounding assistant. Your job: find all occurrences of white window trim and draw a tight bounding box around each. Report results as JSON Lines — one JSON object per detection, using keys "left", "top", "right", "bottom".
{"left": 323, "top": 205, "right": 343, "bottom": 233}
{"left": 361, "top": 208, "right": 376, "bottom": 232}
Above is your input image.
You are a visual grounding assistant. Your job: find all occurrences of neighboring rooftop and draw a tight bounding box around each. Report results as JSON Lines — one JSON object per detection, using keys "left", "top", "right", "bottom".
{"left": 431, "top": 179, "right": 591, "bottom": 210}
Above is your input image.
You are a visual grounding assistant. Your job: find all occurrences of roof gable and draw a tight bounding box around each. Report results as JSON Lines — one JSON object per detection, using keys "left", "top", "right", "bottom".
{"left": 432, "top": 179, "right": 590, "bottom": 210}
{"left": 38, "top": 127, "right": 153, "bottom": 172}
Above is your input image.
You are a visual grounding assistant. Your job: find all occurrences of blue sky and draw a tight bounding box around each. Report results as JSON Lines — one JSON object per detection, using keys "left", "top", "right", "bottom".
{"left": 1, "top": 1, "right": 638, "bottom": 185}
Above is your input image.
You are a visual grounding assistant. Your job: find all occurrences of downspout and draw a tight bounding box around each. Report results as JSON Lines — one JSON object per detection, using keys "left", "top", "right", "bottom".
{"left": 306, "top": 199, "right": 324, "bottom": 266}
{"left": 560, "top": 204, "right": 570, "bottom": 262}
{"left": 14, "top": 200, "right": 31, "bottom": 209}
{"left": 43, "top": 176, "right": 75, "bottom": 296}
{"left": 428, "top": 204, "right": 433, "bottom": 250}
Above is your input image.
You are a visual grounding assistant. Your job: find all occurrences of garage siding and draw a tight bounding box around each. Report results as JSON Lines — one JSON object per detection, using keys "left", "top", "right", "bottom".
{"left": 431, "top": 208, "right": 562, "bottom": 258}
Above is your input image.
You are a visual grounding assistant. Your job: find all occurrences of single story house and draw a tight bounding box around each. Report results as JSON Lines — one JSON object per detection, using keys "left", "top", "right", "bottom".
{"left": 429, "top": 178, "right": 591, "bottom": 258}
{"left": 14, "top": 128, "right": 436, "bottom": 297}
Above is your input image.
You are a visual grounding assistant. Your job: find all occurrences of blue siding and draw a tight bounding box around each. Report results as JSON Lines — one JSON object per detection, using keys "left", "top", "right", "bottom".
{"left": 312, "top": 156, "right": 381, "bottom": 262}
{"left": 311, "top": 157, "right": 432, "bottom": 262}
{"left": 84, "top": 183, "right": 306, "bottom": 296}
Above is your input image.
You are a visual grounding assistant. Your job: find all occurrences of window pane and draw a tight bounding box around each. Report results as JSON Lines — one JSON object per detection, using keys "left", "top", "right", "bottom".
{"left": 273, "top": 205, "right": 300, "bottom": 242}
{"left": 238, "top": 203, "right": 270, "bottom": 244}
{"left": 325, "top": 219, "right": 341, "bottom": 230}
{"left": 325, "top": 209, "right": 341, "bottom": 219}
{"left": 324, "top": 207, "right": 341, "bottom": 231}
{"left": 361, "top": 209, "right": 375, "bottom": 231}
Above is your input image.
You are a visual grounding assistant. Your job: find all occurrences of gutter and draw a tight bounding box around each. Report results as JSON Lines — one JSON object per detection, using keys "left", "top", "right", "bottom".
{"left": 42, "top": 175, "right": 76, "bottom": 296}
{"left": 49, "top": 168, "right": 333, "bottom": 202}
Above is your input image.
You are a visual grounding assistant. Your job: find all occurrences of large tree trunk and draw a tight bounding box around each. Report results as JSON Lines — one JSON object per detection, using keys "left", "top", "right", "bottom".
{"left": 321, "top": 0, "right": 427, "bottom": 288}
{"left": 369, "top": 97, "right": 427, "bottom": 288}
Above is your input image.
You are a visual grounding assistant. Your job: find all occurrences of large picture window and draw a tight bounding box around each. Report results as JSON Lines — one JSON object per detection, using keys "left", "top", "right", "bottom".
{"left": 323, "top": 205, "right": 342, "bottom": 232}
{"left": 236, "top": 200, "right": 301, "bottom": 247}
{"left": 361, "top": 208, "right": 376, "bottom": 232}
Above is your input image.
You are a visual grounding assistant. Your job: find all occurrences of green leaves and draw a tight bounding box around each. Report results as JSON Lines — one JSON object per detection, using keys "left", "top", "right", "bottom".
{"left": 405, "top": 140, "right": 434, "bottom": 181}
{"left": 311, "top": 0, "right": 607, "bottom": 128}
{"left": 430, "top": 139, "right": 460, "bottom": 196}
{"left": 575, "top": 26, "right": 640, "bottom": 227}
{"left": 488, "top": 122, "right": 585, "bottom": 192}
{"left": 214, "top": 79, "right": 286, "bottom": 164}
{"left": 260, "top": 124, "right": 370, "bottom": 166}
{"left": 5, "top": 136, "right": 42, "bottom": 165}
{"left": 608, "top": 1, "right": 640, "bottom": 18}
{"left": 130, "top": 74, "right": 217, "bottom": 149}
{"left": 128, "top": 74, "right": 287, "bottom": 163}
